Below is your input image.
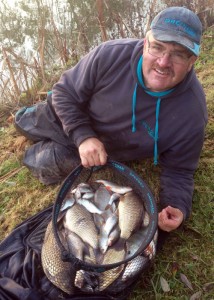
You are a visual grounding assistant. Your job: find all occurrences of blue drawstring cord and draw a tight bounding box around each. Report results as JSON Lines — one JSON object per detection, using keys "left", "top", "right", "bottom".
{"left": 132, "top": 56, "right": 174, "bottom": 165}
{"left": 154, "top": 98, "right": 161, "bottom": 165}
{"left": 132, "top": 83, "right": 138, "bottom": 133}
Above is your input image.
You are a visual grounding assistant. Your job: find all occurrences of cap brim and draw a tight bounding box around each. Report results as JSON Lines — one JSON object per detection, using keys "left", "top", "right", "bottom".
{"left": 151, "top": 29, "right": 200, "bottom": 56}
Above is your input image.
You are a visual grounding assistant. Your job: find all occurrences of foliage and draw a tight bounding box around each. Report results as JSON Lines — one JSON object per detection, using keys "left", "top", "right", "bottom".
{"left": 1, "top": 0, "right": 213, "bottom": 108}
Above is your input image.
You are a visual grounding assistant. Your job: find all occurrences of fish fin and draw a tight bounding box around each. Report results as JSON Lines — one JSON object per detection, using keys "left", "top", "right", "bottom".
{"left": 105, "top": 186, "right": 112, "bottom": 192}
{"left": 104, "top": 204, "right": 112, "bottom": 212}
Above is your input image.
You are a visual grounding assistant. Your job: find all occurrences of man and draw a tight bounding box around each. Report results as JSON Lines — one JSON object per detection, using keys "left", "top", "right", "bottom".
{"left": 20, "top": 7, "right": 207, "bottom": 232}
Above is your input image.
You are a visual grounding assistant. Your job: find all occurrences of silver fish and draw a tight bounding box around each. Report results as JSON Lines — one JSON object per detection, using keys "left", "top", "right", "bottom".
{"left": 94, "top": 185, "right": 111, "bottom": 210}
{"left": 103, "top": 214, "right": 118, "bottom": 236}
{"left": 126, "top": 227, "right": 148, "bottom": 259}
{"left": 108, "top": 193, "right": 121, "bottom": 206}
{"left": 65, "top": 229, "right": 89, "bottom": 260}
{"left": 93, "top": 213, "right": 105, "bottom": 232}
{"left": 82, "top": 191, "right": 94, "bottom": 200}
{"left": 121, "top": 255, "right": 149, "bottom": 282}
{"left": 76, "top": 182, "right": 91, "bottom": 191}
{"left": 61, "top": 197, "right": 75, "bottom": 212}
{"left": 74, "top": 183, "right": 93, "bottom": 200}
{"left": 77, "top": 198, "right": 103, "bottom": 214}
{"left": 118, "top": 191, "right": 144, "bottom": 240}
{"left": 101, "top": 202, "right": 117, "bottom": 223}
{"left": 108, "top": 226, "right": 120, "bottom": 247}
{"left": 64, "top": 203, "right": 99, "bottom": 250}
{"left": 95, "top": 179, "right": 132, "bottom": 194}
{"left": 99, "top": 211, "right": 119, "bottom": 253}
{"left": 99, "top": 230, "right": 109, "bottom": 254}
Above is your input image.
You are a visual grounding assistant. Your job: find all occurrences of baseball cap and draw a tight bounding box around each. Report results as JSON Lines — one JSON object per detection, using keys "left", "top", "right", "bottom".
{"left": 150, "top": 7, "right": 202, "bottom": 56}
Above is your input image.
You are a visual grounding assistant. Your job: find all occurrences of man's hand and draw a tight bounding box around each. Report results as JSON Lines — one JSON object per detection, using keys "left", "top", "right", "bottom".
{"left": 158, "top": 206, "right": 184, "bottom": 232}
{"left": 78, "top": 137, "right": 108, "bottom": 167}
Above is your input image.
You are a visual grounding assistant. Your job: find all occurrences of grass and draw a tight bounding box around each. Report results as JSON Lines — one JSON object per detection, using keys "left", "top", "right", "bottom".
{"left": 0, "top": 30, "right": 213, "bottom": 299}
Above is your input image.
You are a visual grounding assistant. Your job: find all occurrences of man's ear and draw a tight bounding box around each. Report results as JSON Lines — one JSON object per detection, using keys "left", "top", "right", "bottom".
{"left": 187, "top": 56, "right": 197, "bottom": 72}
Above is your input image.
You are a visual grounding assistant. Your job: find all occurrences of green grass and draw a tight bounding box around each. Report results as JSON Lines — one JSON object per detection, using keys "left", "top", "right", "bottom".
{"left": 0, "top": 30, "right": 213, "bottom": 299}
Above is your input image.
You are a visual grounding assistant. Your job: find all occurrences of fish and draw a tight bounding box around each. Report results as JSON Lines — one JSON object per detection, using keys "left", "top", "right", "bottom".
{"left": 93, "top": 213, "right": 105, "bottom": 232}
{"left": 99, "top": 211, "right": 119, "bottom": 253}
{"left": 95, "top": 179, "right": 132, "bottom": 194}
{"left": 98, "top": 241, "right": 126, "bottom": 291}
{"left": 93, "top": 185, "right": 111, "bottom": 211}
{"left": 75, "top": 271, "right": 98, "bottom": 292}
{"left": 101, "top": 202, "right": 117, "bottom": 224}
{"left": 142, "top": 211, "right": 150, "bottom": 227}
{"left": 77, "top": 198, "right": 103, "bottom": 214}
{"left": 99, "top": 230, "right": 109, "bottom": 254}
{"left": 144, "top": 240, "right": 156, "bottom": 259}
{"left": 118, "top": 191, "right": 144, "bottom": 240}
{"left": 108, "top": 226, "right": 120, "bottom": 247}
{"left": 73, "top": 183, "right": 94, "bottom": 200}
{"left": 153, "top": 230, "right": 158, "bottom": 243}
{"left": 75, "top": 246, "right": 98, "bottom": 291}
{"left": 42, "top": 179, "right": 152, "bottom": 295}
{"left": 82, "top": 191, "right": 94, "bottom": 200}
{"left": 121, "top": 255, "right": 149, "bottom": 282}
{"left": 108, "top": 193, "right": 121, "bottom": 206}
{"left": 60, "top": 197, "right": 75, "bottom": 211}
{"left": 63, "top": 203, "right": 99, "bottom": 250}
{"left": 126, "top": 227, "right": 149, "bottom": 259}
{"left": 41, "top": 221, "right": 76, "bottom": 295}
{"left": 75, "top": 182, "right": 92, "bottom": 192}
{"left": 65, "top": 229, "right": 89, "bottom": 260}
{"left": 103, "top": 214, "right": 118, "bottom": 236}
{"left": 75, "top": 270, "right": 91, "bottom": 290}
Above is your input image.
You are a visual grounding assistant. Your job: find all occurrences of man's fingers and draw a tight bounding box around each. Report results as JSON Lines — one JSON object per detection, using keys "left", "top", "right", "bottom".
{"left": 80, "top": 151, "right": 107, "bottom": 167}
{"left": 99, "top": 151, "right": 108, "bottom": 165}
{"left": 80, "top": 155, "right": 90, "bottom": 168}
{"left": 79, "top": 137, "right": 107, "bottom": 167}
{"left": 158, "top": 206, "right": 184, "bottom": 232}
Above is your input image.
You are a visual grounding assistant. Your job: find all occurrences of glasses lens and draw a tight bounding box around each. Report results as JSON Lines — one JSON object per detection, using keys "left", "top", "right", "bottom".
{"left": 148, "top": 42, "right": 189, "bottom": 64}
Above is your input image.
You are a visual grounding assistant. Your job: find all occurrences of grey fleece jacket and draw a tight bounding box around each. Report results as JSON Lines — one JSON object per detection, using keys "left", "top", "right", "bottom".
{"left": 51, "top": 38, "right": 207, "bottom": 220}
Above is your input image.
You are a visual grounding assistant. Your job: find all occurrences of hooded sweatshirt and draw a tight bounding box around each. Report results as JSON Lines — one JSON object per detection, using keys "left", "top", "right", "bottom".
{"left": 51, "top": 38, "right": 207, "bottom": 220}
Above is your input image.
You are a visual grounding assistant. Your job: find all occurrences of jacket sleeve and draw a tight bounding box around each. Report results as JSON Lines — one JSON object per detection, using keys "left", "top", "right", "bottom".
{"left": 51, "top": 45, "right": 105, "bottom": 147}
{"left": 159, "top": 126, "right": 206, "bottom": 220}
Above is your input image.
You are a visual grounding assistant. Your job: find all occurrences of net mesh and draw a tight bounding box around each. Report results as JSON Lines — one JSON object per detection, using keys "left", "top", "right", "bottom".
{"left": 41, "top": 161, "right": 158, "bottom": 296}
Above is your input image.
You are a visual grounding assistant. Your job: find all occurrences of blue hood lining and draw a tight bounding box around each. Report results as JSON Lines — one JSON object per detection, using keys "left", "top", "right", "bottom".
{"left": 132, "top": 56, "right": 174, "bottom": 165}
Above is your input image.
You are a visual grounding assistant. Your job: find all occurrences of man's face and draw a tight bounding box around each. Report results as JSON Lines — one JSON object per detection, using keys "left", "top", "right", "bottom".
{"left": 142, "top": 32, "right": 197, "bottom": 92}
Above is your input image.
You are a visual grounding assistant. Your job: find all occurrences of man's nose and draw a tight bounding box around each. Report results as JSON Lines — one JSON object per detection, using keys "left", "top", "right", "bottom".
{"left": 157, "top": 53, "right": 172, "bottom": 66}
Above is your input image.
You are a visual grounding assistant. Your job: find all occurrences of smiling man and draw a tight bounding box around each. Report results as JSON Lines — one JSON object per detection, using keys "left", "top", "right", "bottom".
{"left": 21, "top": 7, "right": 207, "bottom": 234}
{"left": 143, "top": 32, "right": 197, "bottom": 92}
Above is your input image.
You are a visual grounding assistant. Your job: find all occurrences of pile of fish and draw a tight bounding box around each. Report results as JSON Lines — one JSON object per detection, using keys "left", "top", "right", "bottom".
{"left": 41, "top": 179, "right": 157, "bottom": 295}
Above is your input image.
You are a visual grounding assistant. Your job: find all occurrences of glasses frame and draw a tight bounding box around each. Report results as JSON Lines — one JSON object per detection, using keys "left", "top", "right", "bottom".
{"left": 147, "top": 37, "right": 192, "bottom": 65}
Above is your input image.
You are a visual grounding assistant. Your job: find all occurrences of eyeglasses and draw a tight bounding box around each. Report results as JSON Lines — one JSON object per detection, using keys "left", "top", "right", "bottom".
{"left": 147, "top": 38, "right": 192, "bottom": 64}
